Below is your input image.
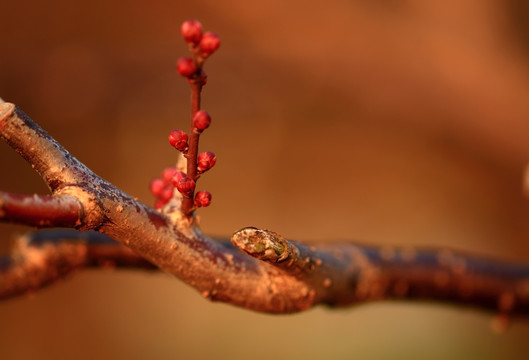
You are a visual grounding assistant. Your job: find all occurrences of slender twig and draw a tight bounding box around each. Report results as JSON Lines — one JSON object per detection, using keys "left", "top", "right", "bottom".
{"left": 0, "top": 230, "right": 155, "bottom": 300}
{"left": 0, "top": 191, "right": 82, "bottom": 227}
{"left": 175, "top": 22, "right": 218, "bottom": 217}
{"left": 182, "top": 81, "right": 202, "bottom": 215}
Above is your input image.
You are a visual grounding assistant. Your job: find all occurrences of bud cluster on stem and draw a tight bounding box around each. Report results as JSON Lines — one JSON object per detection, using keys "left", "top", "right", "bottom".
{"left": 150, "top": 166, "right": 185, "bottom": 209}
{"left": 150, "top": 20, "right": 219, "bottom": 218}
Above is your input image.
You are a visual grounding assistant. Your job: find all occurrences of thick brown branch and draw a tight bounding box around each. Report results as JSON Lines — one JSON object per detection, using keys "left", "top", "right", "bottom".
{"left": 2, "top": 101, "right": 529, "bottom": 316}
{"left": 232, "top": 227, "right": 529, "bottom": 315}
{"left": 0, "top": 191, "right": 82, "bottom": 227}
{"left": 0, "top": 101, "right": 314, "bottom": 312}
{"left": 0, "top": 103, "right": 94, "bottom": 191}
{"left": 363, "top": 246, "right": 529, "bottom": 314}
{"left": 0, "top": 230, "right": 155, "bottom": 300}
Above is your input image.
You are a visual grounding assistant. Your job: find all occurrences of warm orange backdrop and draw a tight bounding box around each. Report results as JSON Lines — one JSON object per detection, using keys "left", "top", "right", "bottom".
{"left": 1, "top": 1, "right": 529, "bottom": 359}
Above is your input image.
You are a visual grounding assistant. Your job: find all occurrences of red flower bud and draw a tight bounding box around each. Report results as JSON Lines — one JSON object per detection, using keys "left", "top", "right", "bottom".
{"left": 199, "top": 32, "right": 220, "bottom": 56}
{"left": 176, "top": 177, "right": 196, "bottom": 196}
{"left": 180, "top": 20, "right": 203, "bottom": 45}
{"left": 168, "top": 129, "right": 189, "bottom": 151}
{"left": 162, "top": 166, "right": 178, "bottom": 183}
{"left": 197, "top": 151, "right": 216, "bottom": 173}
{"left": 194, "top": 191, "right": 212, "bottom": 207}
{"left": 176, "top": 57, "right": 197, "bottom": 77}
{"left": 170, "top": 170, "right": 186, "bottom": 187}
{"left": 159, "top": 186, "right": 174, "bottom": 202}
{"left": 193, "top": 110, "right": 211, "bottom": 131}
{"left": 149, "top": 178, "right": 165, "bottom": 197}
{"left": 154, "top": 199, "right": 167, "bottom": 209}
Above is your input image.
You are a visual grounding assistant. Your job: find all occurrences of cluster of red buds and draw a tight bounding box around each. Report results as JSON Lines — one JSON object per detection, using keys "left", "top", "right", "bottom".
{"left": 176, "top": 20, "right": 220, "bottom": 85}
{"left": 150, "top": 20, "right": 220, "bottom": 216}
{"left": 150, "top": 166, "right": 184, "bottom": 209}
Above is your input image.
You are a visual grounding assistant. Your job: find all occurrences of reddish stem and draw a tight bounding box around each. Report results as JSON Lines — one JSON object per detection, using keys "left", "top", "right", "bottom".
{"left": 0, "top": 191, "right": 82, "bottom": 228}
{"left": 182, "top": 81, "right": 203, "bottom": 216}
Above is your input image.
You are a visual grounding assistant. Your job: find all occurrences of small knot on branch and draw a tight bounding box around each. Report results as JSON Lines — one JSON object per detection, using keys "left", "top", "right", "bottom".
{"left": 231, "top": 227, "right": 291, "bottom": 263}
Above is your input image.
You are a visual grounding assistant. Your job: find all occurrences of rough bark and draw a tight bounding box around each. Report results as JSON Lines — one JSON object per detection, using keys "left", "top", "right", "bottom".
{"left": 1, "top": 101, "right": 529, "bottom": 316}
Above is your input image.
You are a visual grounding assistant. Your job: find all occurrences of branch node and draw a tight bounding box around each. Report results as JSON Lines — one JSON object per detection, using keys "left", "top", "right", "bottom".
{"left": 54, "top": 186, "right": 104, "bottom": 230}
{"left": 231, "top": 227, "right": 291, "bottom": 263}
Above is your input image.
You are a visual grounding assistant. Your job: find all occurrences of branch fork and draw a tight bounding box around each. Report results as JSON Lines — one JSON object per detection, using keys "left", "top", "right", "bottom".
{"left": 1, "top": 22, "right": 529, "bottom": 321}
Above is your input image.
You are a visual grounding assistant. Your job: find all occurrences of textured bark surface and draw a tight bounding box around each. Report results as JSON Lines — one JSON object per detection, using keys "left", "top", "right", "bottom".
{"left": 1, "top": 101, "right": 529, "bottom": 316}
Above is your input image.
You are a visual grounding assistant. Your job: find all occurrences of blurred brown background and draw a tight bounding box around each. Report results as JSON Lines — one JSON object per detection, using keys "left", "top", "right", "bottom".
{"left": 1, "top": 0, "right": 529, "bottom": 359}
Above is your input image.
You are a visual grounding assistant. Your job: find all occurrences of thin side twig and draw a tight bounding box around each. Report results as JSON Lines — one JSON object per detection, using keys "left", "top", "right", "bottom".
{"left": 0, "top": 230, "right": 156, "bottom": 300}
{"left": 0, "top": 191, "right": 82, "bottom": 227}
{"left": 182, "top": 81, "right": 202, "bottom": 215}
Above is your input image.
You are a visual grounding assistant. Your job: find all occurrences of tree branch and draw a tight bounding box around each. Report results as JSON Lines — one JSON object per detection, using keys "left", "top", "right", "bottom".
{"left": 362, "top": 245, "right": 529, "bottom": 315}
{"left": 0, "top": 191, "right": 82, "bottom": 227}
{"left": 1, "top": 101, "right": 529, "bottom": 316}
{"left": 232, "top": 227, "right": 529, "bottom": 315}
{"left": 0, "top": 229, "right": 155, "bottom": 300}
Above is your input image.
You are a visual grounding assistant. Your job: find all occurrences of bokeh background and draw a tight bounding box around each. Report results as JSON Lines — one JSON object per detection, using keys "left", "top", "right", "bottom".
{"left": 1, "top": 0, "right": 529, "bottom": 359}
